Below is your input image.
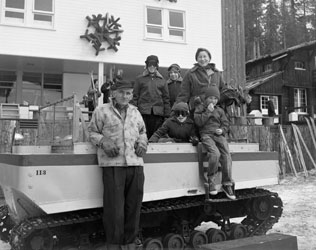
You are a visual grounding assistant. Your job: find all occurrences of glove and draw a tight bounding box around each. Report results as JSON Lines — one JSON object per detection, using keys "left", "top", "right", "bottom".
{"left": 100, "top": 139, "right": 119, "bottom": 157}
{"left": 207, "top": 103, "right": 214, "bottom": 112}
{"left": 135, "top": 141, "right": 147, "bottom": 157}
{"left": 190, "top": 136, "right": 199, "bottom": 146}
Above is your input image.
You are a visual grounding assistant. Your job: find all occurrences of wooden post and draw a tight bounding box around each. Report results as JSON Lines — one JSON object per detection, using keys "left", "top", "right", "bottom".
{"left": 291, "top": 124, "right": 308, "bottom": 177}
{"left": 292, "top": 124, "right": 316, "bottom": 170}
{"left": 279, "top": 125, "right": 298, "bottom": 177}
{"left": 72, "top": 94, "right": 80, "bottom": 143}
{"left": 98, "top": 62, "right": 104, "bottom": 107}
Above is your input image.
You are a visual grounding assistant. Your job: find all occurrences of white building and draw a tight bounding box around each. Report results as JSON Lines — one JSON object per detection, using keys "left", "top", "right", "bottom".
{"left": 0, "top": 0, "right": 224, "bottom": 106}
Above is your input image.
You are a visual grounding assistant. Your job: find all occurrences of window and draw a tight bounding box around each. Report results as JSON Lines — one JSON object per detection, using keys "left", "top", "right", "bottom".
{"left": 294, "top": 61, "right": 305, "bottom": 70}
{"left": 0, "top": 71, "right": 16, "bottom": 103}
{"left": 22, "top": 72, "right": 62, "bottom": 105}
{"left": 260, "top": 95, "right": 279, "bottom": 123}
{"left": 1, "top": 0, "right": 54, "bottom": 28}
{"left": 3, "top": 0, "right": 25, "bottom": 24}
{"left": 294, "top": 88, "right": 307, "bottom": 113}
{"left": 263, "top": 63, "right": 272, "bottom": 73}
{"left": 146, "top": 7, "right": 185, "bottom": 42}
{"left": 260, "top": 95, "right": 278, "bottom": 116}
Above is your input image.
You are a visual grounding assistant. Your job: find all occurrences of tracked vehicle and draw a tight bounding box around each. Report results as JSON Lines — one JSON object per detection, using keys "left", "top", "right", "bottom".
{"left": 0, "top": 141, "right": 282, "bottom": 250}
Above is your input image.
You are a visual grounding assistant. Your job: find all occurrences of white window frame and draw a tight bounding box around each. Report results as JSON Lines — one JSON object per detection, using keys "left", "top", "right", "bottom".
{"left": 145, "top": 6, "right": 185, "bottom": 43}
{"left": 294, "top": 88, "right": 307, "bottom": 113}
{"left": 294, "top": 61, "right": 306, "bottom": 70}
{"left": 260, "top": 95, "right": 278, "bottom": 115}
{"left": 1, "top": 0, "right": 55, "bottom": 29}
{"left": 260, "top": 95, "right": 279, "bottom": 123}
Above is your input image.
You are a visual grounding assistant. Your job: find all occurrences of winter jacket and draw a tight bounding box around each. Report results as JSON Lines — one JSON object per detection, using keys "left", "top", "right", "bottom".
{"left": 133, "top": 70, "right": 171, "bottom": 117}
{"left": 88, "top": 100, "right": 148, "bottom": 167}
{"left": 177, "top": 63, "right": 226, "bottom": 110}
{"left": 194, "top": 105, "right": 229, "bottom": 136}
{"left": 149, "top": 116, "right": 196, "bottom": 143}
{"left": 167, "top": 76, "right": 183, "bottom": 108}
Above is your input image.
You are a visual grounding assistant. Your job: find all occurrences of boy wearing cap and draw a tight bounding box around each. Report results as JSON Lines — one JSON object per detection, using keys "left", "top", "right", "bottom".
{"left": 133, "top": 55, "right": 171, "bottom": 138}
{"left": 194, "top": 86, "right": 236, "bottom": 200}
{"left": 149, "top": 102, "right": 198, "bottom": 144}
{"left": 167, "top": 63, "right": 183, "bottom": 108}
{"left": 88, "top": 79, "right": 148, "bottom": 250}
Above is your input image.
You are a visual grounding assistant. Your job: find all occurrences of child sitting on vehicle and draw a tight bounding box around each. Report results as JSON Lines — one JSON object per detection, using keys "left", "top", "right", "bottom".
{"left": 149, "top": 102, "right": 199, "bottom": 145}
{"left": 194, "top": 86, "right": 236, "bottom": 200}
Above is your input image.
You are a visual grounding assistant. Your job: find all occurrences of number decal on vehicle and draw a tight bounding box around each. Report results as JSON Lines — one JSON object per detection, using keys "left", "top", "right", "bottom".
{"left": 36, "top": 170, "right": 47, "bottom": 175}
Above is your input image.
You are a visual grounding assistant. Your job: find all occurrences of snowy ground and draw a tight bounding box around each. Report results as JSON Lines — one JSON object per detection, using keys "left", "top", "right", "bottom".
{"left": 266, "top": 169, "right": 316, "bottom": 250}
{"left": 1, "top": 170, "right": 316, "bottom": 250}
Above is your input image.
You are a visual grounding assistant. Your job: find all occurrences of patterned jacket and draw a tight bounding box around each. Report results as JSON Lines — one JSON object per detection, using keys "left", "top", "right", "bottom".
{"left": 177, "top": 63, "right": 226, "bottom": 110}
{"left": 88, "top": 101, "right": 148, "bottom": 167}
{"left": 133, "top": 70, "right": 171, "bottom": 117}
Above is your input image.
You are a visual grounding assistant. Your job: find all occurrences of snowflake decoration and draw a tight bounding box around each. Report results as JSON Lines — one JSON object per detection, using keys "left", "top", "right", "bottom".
{"left": 80, "top": 13, "right": 123, "bottom": 56}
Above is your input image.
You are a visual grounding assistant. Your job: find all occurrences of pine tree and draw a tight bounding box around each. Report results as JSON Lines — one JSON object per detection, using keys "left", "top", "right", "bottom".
{"left": 263, "top": 0, "right": 282, "bottom": 54}
{"left": 244, "top": 0, "right": 265, "bottom": 60}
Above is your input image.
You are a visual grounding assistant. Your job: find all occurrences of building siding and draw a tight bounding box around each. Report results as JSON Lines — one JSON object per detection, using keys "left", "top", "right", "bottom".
{"left": 0, "top": 0, "right": 223, "bottom": 69}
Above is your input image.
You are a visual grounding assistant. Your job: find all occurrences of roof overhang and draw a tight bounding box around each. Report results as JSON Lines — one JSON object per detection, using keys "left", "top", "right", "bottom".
{"left": 245, "top": 71, "right": 283, "bottom": 91}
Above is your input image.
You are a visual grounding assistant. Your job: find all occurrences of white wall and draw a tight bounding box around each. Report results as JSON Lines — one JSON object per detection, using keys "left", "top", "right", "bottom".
{"left": 0, "top": 0, "right": 223, "bottom": 70}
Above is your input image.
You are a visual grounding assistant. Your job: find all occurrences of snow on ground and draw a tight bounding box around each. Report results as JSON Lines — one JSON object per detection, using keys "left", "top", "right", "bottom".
{"left": 1, "top": 170, "right": 316, "bottom": 250}
{"left": 266, "top": 169, "right": 316, "bottom": 250}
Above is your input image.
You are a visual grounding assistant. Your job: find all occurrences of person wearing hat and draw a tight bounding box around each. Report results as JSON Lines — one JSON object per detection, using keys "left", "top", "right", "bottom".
{"left": 167, "top": 63, "right": 183, "bottom": 108}
{"left": 133, "top": 55, "right": 171, "bottom": 138}
{"left": 149, "top": 102, "right": 198, "bottom": 144}
{"left": 88, "top": 79, "right": 148, "bottom": 250}
{"left": 177, "top": 48, "right": 227, "bottom": 114}
{"left": 194, "top": 86, "right": 236, "bottom": 200}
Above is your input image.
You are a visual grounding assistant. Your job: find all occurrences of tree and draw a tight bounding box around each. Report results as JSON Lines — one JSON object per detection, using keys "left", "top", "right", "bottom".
{"left": 244, "top": 0, "right": 265, "bottom": 60}
{"left": 263, "top": 0, "right": 282, "bottom": 53}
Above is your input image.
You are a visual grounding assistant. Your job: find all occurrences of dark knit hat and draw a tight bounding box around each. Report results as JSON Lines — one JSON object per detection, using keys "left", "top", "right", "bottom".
{"left": 145, "top": 55, "right": 159, "bottom": 65}
{"left": 111, "top": 79, "right": 133, "bottom": 90}
{"left": 172, "top": 102, "right": 189, "bottom": 112}
{"left": 168, "top": 63, "right": 181, "bottom": 73}
{"left": 195, "top": 48, "right": 212, "bottom": 61}
{"left": 204, "top": 86, "right": 220, "bottom": 100}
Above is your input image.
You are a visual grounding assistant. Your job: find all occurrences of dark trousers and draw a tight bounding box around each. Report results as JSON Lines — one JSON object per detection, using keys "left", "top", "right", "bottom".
{"left": 201, "top": 134, "right": 233, "bottom": 185}
{"left": 88, "top": 101, "right": 94, "bottom": 119}
{"left": 142, "top": 114, "right": 164, "bottom": 139}
{"left": 102, "top": 166, "right": 144, "bottom": 247}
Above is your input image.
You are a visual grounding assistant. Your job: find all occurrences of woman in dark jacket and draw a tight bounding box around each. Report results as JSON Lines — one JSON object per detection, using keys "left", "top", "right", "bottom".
{"left": 149, "top": 102, "right": 198, "bottom": 145}
{"left": 177, "top": 48, "right": 227, "bottom": 112}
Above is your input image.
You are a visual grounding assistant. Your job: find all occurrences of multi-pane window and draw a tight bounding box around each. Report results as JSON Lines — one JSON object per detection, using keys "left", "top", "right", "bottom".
{"left": 146, "top": 7, "right": 185, "bottom": 42}
{"left": 1, "top": 0, "right": 54, "bottom": 28}
{"left": 294, "top": 61, "right": 305, "bottom": 70}
{"left": 260, "top": 95, "right": 278, "bottom": 115}
{"left": 43, "top": 74, "right": 62, "bottom": 105}
{"left": 22, "top": 72, "right": 62, "bottom": 105}
{"left": 294, "top": 88, "right": 307, "bottom": 113}
{"left": 0, "top": 71, "right": 16, "bottom": 103}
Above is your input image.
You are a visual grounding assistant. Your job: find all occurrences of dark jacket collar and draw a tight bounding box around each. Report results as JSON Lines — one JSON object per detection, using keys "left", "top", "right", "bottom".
{"left": 166, "top": 76, "right": 183, "bottom": 84}
{"left": 142, "top": 69, "right": 164, "bottom": 79}
{"left": 190, "top": 63, "right": 218, "bottom": 73}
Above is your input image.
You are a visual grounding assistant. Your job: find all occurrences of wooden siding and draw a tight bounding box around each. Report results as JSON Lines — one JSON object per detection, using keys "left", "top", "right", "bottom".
{"left": 221, "top": 0, "right": 246, "bottom": 88}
